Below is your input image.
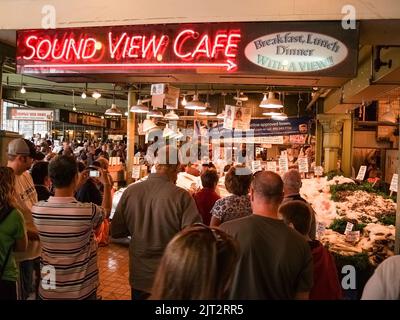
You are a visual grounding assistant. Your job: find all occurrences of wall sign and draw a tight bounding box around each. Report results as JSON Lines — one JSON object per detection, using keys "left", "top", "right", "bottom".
{"left": 245, "top": 32, "right": 348, "bottom": 72}
{"left": 16, "top": 22, "right": 358, "bottom": 77}
{"left": 8, "top": 108, "right": 54, "bottom": 121}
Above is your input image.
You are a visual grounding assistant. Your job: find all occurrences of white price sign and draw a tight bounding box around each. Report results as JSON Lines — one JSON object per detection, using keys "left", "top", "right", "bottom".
{"left": 390, "top": 174, "right": 398, "bottom": 192}
{"left": 132, "top": 165, "right": 141, "bottom": 179}
{"left": 314, "top": 166, "right": 324, "bottom": 176}
{"left": 356, "top": 165, "right": 367, "bottom": 181}
{"left": 316, "top": 221, "right": 326, "bottom": 239}
{"left": 345, "top": 230, "right": 360, "bottom": 243}
{"left": 266, "top": 161, "right": 277, "bottom": 172}
{"left": 344, "top": 222, "right": 354, "bottom": 235}
{"left": 251, "top": 160, "right": 262, "bottom": 173}
{"left": 279, "top": 156, "right": 289, "bottom": 174}
{"left": 298, "top": 157, "right": 309, "bottom": 173}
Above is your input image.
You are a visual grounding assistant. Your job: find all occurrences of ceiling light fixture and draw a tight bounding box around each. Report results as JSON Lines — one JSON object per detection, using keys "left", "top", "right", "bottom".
{"left": 164, "top": 110, "right": 180, "bottom": 120}
{"left": 259, "top": 92, "right": 284, "bottom": 109}
{"left": 181, "top": 95, "right": 187, "bottom": 106}
{"left": 20, "top": 86, "right": 26, "bottom": 94}
{"left": 148, "top": 109, "right": 164, "bottom": 118}
{"left": 92, "top": 90, "right": 101, "bottom": 99}
{"left": 105, "top": 84, "right": 122, "bottom": 116}
{"left": 130, "top": 99, "right": 150, "bottom": 113}
{"left": 233, "top": 90, "right": 248, "bottom": 102}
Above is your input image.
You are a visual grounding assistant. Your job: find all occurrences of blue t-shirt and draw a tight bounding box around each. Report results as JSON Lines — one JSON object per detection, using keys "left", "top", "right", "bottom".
{"left": 0, "top": 208, "right": 25, "bottom": 281}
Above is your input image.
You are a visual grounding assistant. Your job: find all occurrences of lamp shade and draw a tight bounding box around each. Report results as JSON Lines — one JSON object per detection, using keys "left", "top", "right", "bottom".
{"left": 105, "top": 103, "right": 123, "bottom": 116}
{"left": 198, "top": 102, "right": 216, "bottom": 116}
{"left": 142, "top": 119, "right": 159, "bottom": 132}
{"left": 130, "top": 99, "right": 149, "bottom": 113}
{"left": 184, "top": 94, "right": 206, "bottom": 110}
{"left": 164, "top": 110, "right": 180, "bottom": 120}
{"left": 148, "top": 109, "right": 164, "bottom": 118}
{"left": 259, "top": 92, "right": 284, "bottom": 109}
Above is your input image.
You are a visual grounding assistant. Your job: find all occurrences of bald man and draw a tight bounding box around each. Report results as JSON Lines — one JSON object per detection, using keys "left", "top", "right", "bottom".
{"left": 282, "top": 169, "right": 316, "bottom": 239}
{"left": 220, "top": 171, "right": 313, "bottom": 300}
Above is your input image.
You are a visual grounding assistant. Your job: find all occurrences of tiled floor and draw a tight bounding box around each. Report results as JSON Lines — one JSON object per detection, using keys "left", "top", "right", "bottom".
{"left": 98, "top": 241, "right": 131, "bottom": 300}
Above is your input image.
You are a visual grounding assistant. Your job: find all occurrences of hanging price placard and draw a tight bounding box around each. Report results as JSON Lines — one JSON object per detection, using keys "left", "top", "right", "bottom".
{"left": 356, "top": 165, "right": 367, "bottom": 181}
{"left": 298, "top": 157, "right": 309, "bottom": 173}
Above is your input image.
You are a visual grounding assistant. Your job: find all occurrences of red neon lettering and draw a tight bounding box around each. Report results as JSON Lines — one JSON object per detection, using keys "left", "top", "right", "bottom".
{"left": 82, "top": 38, "right": 97, "bottom": 59}
{"left": 127, "top": 36, "right": 142, "bottom": 58}
{"left": 191, "top": 34, "right": 210, "bottom": 58}
{"left": 211, "top": 34, "right": 227, "bottom": 58}
{"left": 66, "top": 38, "right": 84, "bottom": 60}
{"left": 37, "top": 39, "right": 52, "bottom": 60}
{"left": 225, "top": 33, "right": 241, "bottom": 57}
{"left": 142, "top": 35, "right": 167, "bottom": 59}
{"left": 23, "top": 35, "right": 38, "bottom": 60}
{"left": 109, "top": 32, "right": 127, "bottom": 59}
{"left": 173, "top": 29, "right": 195, "bottom": 59}
{"left": 51, "top": 38, "right": 68, "bottom": 60}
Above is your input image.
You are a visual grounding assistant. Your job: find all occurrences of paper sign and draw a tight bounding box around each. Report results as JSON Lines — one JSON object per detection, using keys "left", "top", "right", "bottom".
{"left": 251, "top": 160, "right": 262, "bottom": 173}
{"left": 316, "top": 221, "right": 326, "bottom": 239}
{"left": 344, "top": 222, "right": 354, "bottom": 235}
{"left": 345, "top": 230, "right": 360, "bottom": 243}
{"left": 314, "top": 166, "right": 324, "bottom": 176}
{"left": 356, "top": 165, "right": 367, "bottom": 180}
{"left": 390, "top": 174, "right": 398, "bottom": 192}
{"left": 132, "top": 165, "right": 141, "bottom": 179}
{"left": 279, "top": 156, "right": 289, "bottom": 174}
{"left": 266, "top": 161, "right": 277, "bottom": 172}
{"left": 298, "top": 157, "right": 309, "bottom": 173}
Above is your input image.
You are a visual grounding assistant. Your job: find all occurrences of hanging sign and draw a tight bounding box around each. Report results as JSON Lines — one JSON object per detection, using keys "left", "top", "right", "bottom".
{"left": 251, "top": 160, "right": 262, "bottom": 173}
{"left": 245, "top": 32, "right": 348, "bottom": 73}
{"left": 298, "top": 157, "right": 309, "bottom": 173}
{"left": 16, "top": 22, "right": 358, "bottom": 77}
{"left": 266, "top": 161, "right": 277, "bottom": 172}
{"left": 279, "top": 156, "right": 289, "bottom": 174}
{"left": 8, "top": 108, "right": 54, "bottom": 121}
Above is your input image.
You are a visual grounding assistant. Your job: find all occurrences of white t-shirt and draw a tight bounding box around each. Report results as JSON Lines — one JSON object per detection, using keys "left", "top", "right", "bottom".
{"left": 361, "top": 255, "right": 400, "bottom": 300}
{"left": 14, "top": 170, "right": 41, "bottom": 261}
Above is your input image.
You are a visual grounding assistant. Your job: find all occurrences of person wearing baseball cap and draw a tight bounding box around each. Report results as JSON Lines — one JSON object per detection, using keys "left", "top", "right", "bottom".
{"left": 7, "top": 138, "right": 40, "bottom": 300}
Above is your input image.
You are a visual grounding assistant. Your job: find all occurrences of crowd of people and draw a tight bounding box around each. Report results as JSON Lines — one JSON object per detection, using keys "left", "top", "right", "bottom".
{"left": 0, "top": 139, "right": 399, "bottom": 300}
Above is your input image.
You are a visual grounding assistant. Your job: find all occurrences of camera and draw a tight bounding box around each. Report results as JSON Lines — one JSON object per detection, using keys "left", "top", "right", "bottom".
{"left": 89, "top": 170, "right": 100, "bottom": 178}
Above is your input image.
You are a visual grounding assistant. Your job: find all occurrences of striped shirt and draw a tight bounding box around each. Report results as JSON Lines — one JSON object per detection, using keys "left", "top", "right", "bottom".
{"left": 32, "top": 197, "right": 104, "bottom": 300}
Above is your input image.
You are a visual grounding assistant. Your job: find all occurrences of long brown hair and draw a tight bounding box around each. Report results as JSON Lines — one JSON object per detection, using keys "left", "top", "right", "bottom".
{"left": 151, "top": 224, "right": 239, "bottom": 300}
{"left": 0, "top": 167, "right": 17, "bottom": 208}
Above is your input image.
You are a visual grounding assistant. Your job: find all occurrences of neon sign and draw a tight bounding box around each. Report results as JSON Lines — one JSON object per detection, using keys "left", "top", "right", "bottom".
{"left": 17, "top": 25, "right": 241, "bottom": 73}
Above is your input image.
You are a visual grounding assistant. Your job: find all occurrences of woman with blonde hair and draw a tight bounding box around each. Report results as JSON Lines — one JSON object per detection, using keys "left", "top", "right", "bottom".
{"left": 0, "top": 167, "right": 27, "bottom": 300}
{"left": 151, "top": 224, "right": 238, "bottom": 300}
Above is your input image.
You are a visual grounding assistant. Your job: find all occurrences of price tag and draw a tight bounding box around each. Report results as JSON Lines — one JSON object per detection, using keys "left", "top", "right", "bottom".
{"left": 356, "top": 165, "right": 367, "bottom": 180}
{"left": 314, "top": 166, "right": 324, "bottom": 177}
{"left": 132, "top": 165, "right": 141, "bottom": 179}
{"left": 345, "top": 230, "right": 360, "bottom": 243}
{"left": 251, "top": 160, "right": 262, "bottom": 173}
{"left": 298, "top": 157, "right": 309, "bottom": 173}
{"left": 266, "top": 161, "right": 277, "bottom": 172}
{"left": 316, "top": 221, "right": 326, "bottom": 239}
{"left": 279, "top": 156, "right": 289, "bottom": 174}
{"left": 390, "top": 174, "right": 398, "bottom": 192}
{"left": 344, "top": 222, "right": 354, "bottom": 235}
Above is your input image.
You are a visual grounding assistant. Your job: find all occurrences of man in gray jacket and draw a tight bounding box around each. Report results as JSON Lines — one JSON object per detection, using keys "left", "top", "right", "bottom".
{"left": 111, "top": 146, "right": 201, "bottom": 299}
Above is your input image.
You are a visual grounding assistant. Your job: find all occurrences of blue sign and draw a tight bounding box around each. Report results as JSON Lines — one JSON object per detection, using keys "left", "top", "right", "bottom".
{"left": 209, "top": 116, "right": 313, "bottom": 137}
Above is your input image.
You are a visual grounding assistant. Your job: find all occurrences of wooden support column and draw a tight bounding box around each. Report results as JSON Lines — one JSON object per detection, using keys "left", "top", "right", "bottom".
{"left": 126, "top": 88, "right": 136, "bottom": 185}
{"left": 396, "top": 121, "right": 400, "bottom": 255}
{"left": 341, "top": 113, "right": 354, "bottom": 178}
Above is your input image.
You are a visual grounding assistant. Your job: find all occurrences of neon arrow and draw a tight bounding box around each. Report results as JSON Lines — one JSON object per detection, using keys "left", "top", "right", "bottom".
{"left": 23, "top": 60, "right": 237, "bottom": 71}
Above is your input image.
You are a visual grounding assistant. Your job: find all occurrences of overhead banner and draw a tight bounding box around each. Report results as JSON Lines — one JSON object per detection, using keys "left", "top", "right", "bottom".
{"left": 8, "top": 108, "right": 54, "bottom": 121}
{"left": 16, "top": 21, "right": 358, "bottom": 77}
{"left": 211, "top": 116, "right": 313, "bottom": 138}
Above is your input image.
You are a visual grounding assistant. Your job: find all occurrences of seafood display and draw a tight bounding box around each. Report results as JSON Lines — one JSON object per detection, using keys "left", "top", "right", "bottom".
{"left": 301, "top": 176, "right": 397, "bottom": 266}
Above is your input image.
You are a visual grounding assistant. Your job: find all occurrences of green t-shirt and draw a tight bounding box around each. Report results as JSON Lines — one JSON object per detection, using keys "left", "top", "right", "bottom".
{"left": 0, "top": 208, "right": 25, "bottom": 281}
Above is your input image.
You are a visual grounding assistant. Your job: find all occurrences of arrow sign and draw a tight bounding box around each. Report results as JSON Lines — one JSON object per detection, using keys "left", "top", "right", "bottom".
{"left": 23, "top": 60, "right": 237, "bottom": 71}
